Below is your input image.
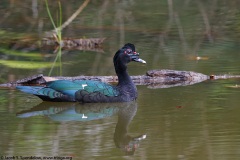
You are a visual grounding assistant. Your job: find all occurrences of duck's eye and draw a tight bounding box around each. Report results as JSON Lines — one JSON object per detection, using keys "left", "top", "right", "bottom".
{"left": 126, "top": 49, "right": 132, "bottom": 54}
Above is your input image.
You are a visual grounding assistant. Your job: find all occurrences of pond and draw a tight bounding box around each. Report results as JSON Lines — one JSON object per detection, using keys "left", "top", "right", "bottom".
{"left": 0, "top": 0, "right": 240, "bottom": 159}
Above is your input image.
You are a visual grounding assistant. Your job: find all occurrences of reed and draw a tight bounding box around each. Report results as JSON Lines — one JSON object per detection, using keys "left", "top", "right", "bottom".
{"left": 45, "top": 0, "right": 62, "bottom": 76}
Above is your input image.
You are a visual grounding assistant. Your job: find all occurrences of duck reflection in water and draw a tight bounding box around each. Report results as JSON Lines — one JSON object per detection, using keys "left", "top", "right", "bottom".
{"left": 16, "top": 101, "right": 146, "bottom": 155}
{"left": 113, "top": 102, "right": 146, "bottom": 155}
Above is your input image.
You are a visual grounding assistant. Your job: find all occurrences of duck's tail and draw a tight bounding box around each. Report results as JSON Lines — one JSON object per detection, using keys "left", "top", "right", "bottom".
{"left": 16, "top": 86, "right": 76, "bottom": 102}
{"left": 16, "top": 86, "right": 45, "bottom": 95}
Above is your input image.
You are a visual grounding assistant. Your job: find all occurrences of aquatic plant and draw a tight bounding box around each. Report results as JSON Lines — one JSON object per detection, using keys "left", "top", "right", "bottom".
{"left": 45, "top": 0, "right": 62, "bottom": 76}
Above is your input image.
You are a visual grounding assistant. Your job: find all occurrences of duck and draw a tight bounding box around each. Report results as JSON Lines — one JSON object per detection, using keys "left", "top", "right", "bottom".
{"left": 16, "top": 43, "right": 146, "bottom": 103}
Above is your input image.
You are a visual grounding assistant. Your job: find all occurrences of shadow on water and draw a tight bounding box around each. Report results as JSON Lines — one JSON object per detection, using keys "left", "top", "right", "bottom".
{"left": 16, "top": 101, "right": 146, "bottom": 155}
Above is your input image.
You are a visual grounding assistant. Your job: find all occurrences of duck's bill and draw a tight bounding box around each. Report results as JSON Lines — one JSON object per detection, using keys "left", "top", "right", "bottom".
{"left": 130, "top": 52, "right": 146, "bottom": 64}
{"left": 133, "top": 58, "right": 146, "bottom": 64}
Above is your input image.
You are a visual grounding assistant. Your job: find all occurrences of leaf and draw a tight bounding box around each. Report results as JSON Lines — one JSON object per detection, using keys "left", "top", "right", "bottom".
{"left": 226, "top": 85, "right": 240, "bottom": 88}
{"left": 0, "top": 48, "right": 43, "bottom": 60}
{"left": 0, "top": 60, "right": 59, "bottom": 69}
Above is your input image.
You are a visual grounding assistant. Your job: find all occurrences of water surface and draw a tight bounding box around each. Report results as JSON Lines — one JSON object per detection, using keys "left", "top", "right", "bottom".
{"left": 0, "top": 1, "right": 240, "bottom": 159}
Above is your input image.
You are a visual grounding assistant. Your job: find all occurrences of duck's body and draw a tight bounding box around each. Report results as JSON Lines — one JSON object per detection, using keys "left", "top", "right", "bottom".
{"left": 16, "top": 43, "right": 146, "bottom": 103}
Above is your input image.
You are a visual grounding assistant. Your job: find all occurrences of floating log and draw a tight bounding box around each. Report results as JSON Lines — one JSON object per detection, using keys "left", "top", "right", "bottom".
{"left": 1, "top": 69, "right": 239, "bottom": 89}
{"left": 0, "top": 69, "right": 209, "bottom": 88}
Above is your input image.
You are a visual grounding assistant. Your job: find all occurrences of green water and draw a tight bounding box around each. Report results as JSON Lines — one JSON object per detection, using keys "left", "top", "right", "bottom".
{"left": 0, "top": 1, "right": 240, "bottom": 159}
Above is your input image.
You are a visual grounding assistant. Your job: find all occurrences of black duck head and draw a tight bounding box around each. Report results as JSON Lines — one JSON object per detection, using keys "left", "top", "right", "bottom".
{"left": 114, "top": 43, "right": 146, "bottom": 65}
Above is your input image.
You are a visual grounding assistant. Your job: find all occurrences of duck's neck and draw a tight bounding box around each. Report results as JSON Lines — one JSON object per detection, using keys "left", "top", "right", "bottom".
{"left": 115, "top": 62, "right": 133, "bottom": 86}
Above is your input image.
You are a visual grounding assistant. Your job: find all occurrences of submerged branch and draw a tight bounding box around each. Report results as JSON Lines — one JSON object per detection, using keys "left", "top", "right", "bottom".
{"left": 41, "top": 37, "right": 105, "bottom": 52}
